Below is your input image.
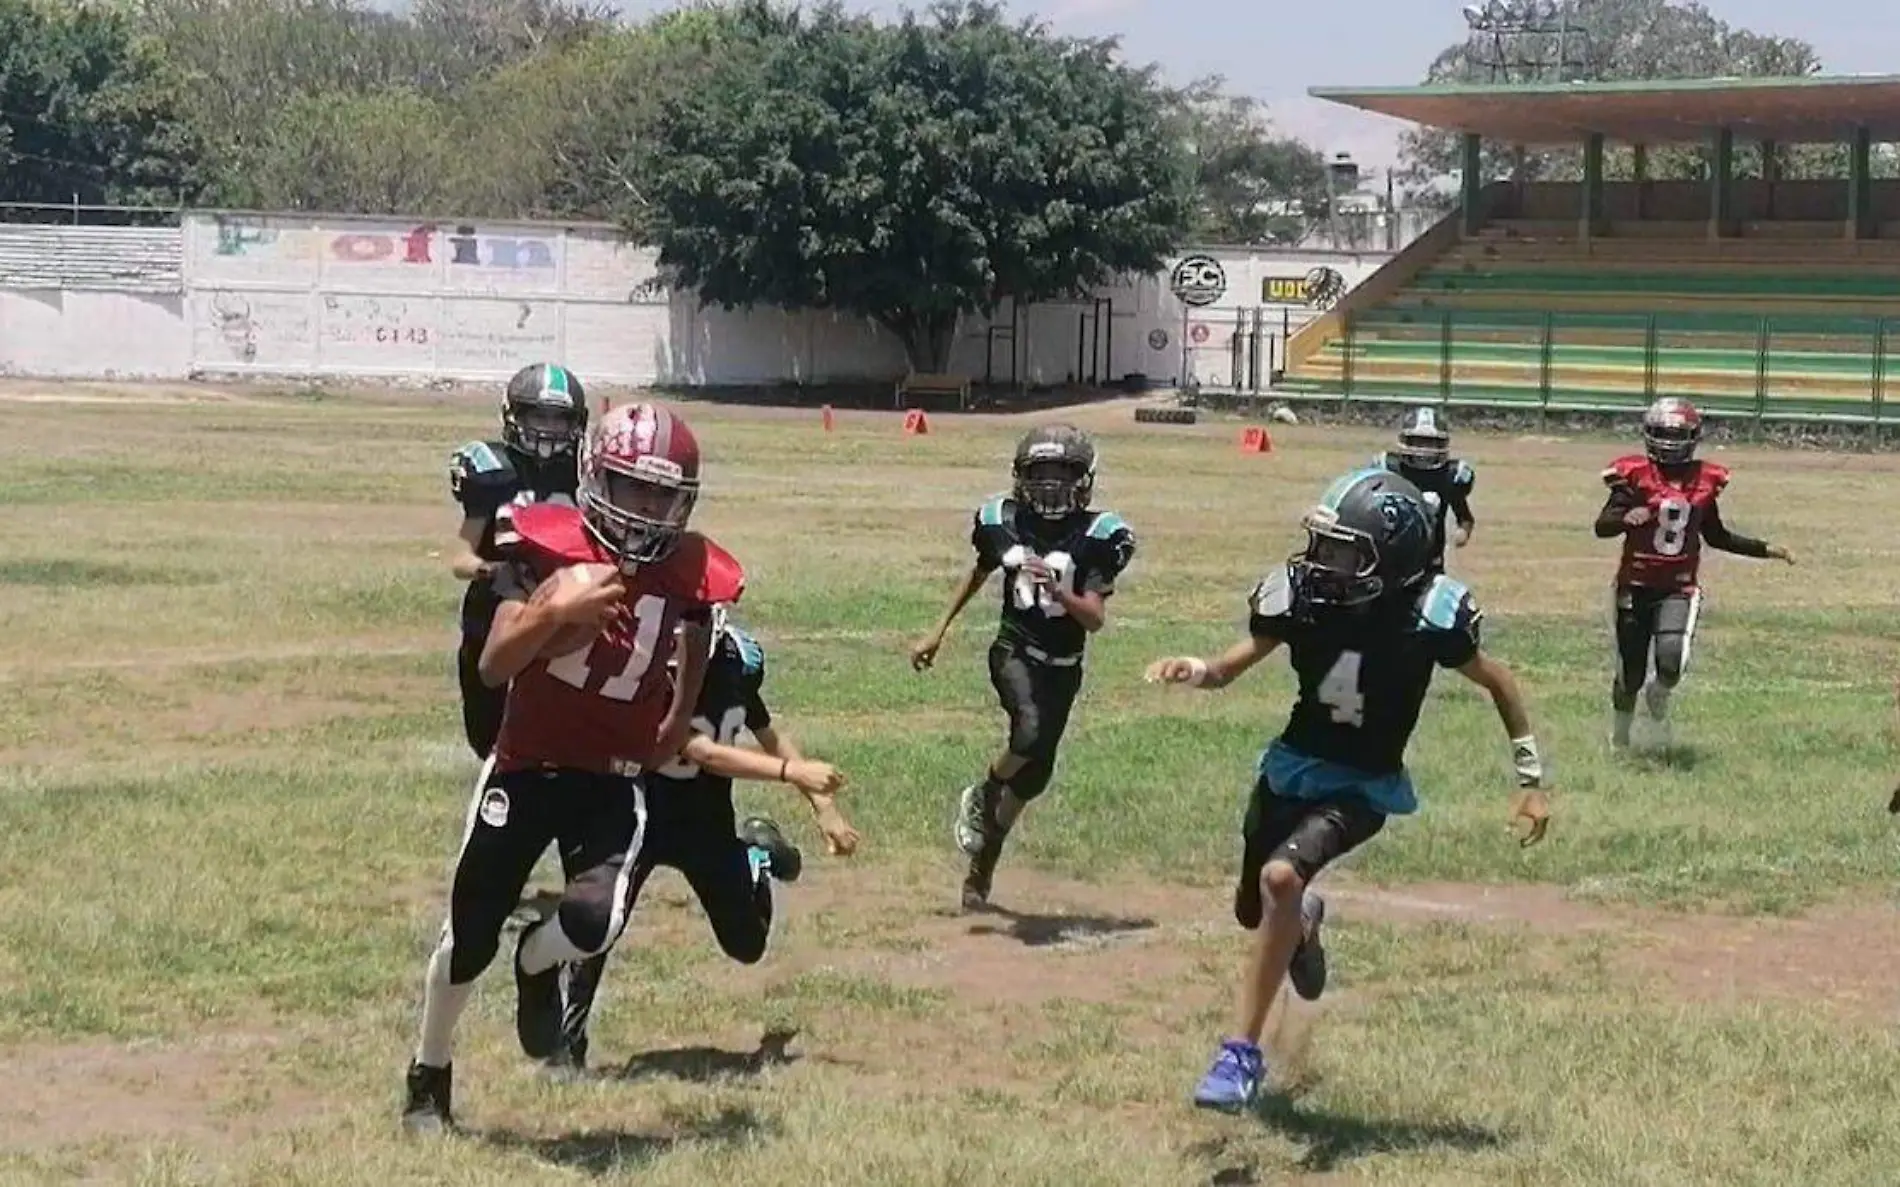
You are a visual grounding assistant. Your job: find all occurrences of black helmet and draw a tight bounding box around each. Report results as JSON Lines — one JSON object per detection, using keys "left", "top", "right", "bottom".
{"left": 1291, "top": 467, "right": 1436, "bottom": 610}
{"left": 502, "top": 363, "right": 588, "bottom": 460}
{"left": 1396, "top": 406, "right": 1451, "bottom": 469}
{"left": 1011, "top": 424, "right": 1096, "bottom": 518}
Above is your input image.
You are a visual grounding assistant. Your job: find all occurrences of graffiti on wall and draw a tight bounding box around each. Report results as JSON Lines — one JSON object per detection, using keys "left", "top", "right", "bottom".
{"left": 211, "top": 215, "right": 555, "bottom": 270}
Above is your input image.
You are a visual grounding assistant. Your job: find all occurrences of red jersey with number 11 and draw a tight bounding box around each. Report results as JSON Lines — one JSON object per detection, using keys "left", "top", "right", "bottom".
{"left": 1602, "top": 455, "right": 1730, "bottom": 590}
{"left": 489, "top": 503, "right": 745, "bottom": 775}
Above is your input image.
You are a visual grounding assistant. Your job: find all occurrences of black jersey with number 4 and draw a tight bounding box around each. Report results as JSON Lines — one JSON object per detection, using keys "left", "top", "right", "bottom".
{"left": 970, "top": 496, "right": 1136, "bottom": 660}
{"left": 645, "top": 625, "right": 773, "bottom": 805}
{"left": 1248, "top": 565, "right": 1482, "bottom": 775}
{"left": 449, "top": 440, "right": 579, "bottom": 630}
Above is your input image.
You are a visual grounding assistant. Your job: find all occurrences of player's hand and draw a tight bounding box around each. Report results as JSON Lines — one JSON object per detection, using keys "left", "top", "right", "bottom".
{"left": 1021, "top": 555, "right": 1054, "bottom": 585}
{"left": 1453, "top": 526, "right": 1471, "bottom": 548}
{"left": 1509, "top": 789, "right": 1551, "bottom": 847}
{"left": 1767, "top": 544, "right": 1795, "bottom": 565}
{"left": 810, "top": 796, "right": 861, "bottom": 857}
{"left": 539, "top": 563, "right": 624, "bottom": 627}
{"left": 910, "top": 635, "right": 943, "bottom": 672}
{"left": 787, "top": 759, "right": 845, "bottom": 797}
{"left": 1623, "top": 507, "right": 1652, "bottom": 528}
{"left": 1143, "top": 656, "right": 1205, "bottom": 685}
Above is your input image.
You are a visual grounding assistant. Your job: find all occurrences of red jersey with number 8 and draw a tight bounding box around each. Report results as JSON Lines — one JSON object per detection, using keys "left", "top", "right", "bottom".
{"left": 1602, "top": 455, "right": 1730, "bottom": 590}
{"left": 489, "top": 503, "right": 745, "bottom": 775}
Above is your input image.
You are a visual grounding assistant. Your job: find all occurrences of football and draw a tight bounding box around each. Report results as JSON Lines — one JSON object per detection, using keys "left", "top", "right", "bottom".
{"left": 531, "top": 562, "right": 621, "bottom": 658}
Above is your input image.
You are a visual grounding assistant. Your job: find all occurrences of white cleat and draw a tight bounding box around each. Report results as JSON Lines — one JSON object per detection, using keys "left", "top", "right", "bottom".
{"left": 954, "top": 784, "right": 989, "bottom": 857}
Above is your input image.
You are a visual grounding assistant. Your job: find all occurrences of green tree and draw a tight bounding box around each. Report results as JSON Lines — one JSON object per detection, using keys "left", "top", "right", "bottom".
{"left": 219, "top": 87, "right": 461, "bottom": 214}
{"left": 1173, "top": 77, "right": 1328, "bottom": 245}
{"left": 0, "top": 0, "right": 200, "bottom": 210}
{"left": 1396, "top": 0, "right": 1824, "bottom": 203}
{"left": 636, "top": 0, "right": 1193, "bottom": 373}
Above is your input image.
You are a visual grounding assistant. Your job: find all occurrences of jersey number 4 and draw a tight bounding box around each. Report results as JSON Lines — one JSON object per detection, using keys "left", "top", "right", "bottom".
{"left": 1317, "top": 650, "right": 1367, "bottom": 727}
{"left": 543, "top": 593, "right": 667, "bottom": 699}
{"left": 1002, "top": 546, "right": 1078, "bottom": 616}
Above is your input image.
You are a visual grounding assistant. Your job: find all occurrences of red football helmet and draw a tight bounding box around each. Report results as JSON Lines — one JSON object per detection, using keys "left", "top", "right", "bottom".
{"left": 1643, "top": 396, "right": 1702, "bottom": 466}
{"left": 578, "top": 402, "right": 701, "bottom": 568}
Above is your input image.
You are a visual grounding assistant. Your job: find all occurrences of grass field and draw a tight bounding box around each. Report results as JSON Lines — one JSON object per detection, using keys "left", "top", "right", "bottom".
{"left": 1, "top": 379, "right": 1897, "bottom": 1187}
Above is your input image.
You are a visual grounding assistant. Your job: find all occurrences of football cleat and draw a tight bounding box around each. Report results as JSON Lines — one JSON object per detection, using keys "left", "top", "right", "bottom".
{"left": 954, "top": 783, "right": 993, "bottom": 856}
{"left": 400, "top": 1060, "right": 454, "bottom": 1135}
{"left": 513, "top": 927, "right": 567, "bottom": 1060}
{"left": 1287, "top": 891, "right": 1328, "bottom": 1002}
{"left": 1611, "top": 711, "right": 1633, "bottom": 749}
{"left": 961, "top": 835, "right": 1003, "bottom": 912}
{"left": 740, "top": 816, "right": 802, "bottom": 884}
{"left": 1193, "top": 1039, "right": 1265, "bottom": 1111}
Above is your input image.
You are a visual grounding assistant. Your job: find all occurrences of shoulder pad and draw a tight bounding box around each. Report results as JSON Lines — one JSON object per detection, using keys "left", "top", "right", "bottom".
{"left": 1374, "top": 450, "right": 1397, "bottom": 471}
{"left": 1419, "top": 574, "right": 1480, "bottom": 632}
{"left": 1452, "top": 459, "right": 1475, "bottom": 489}
{"left": 451, "top": 440, "right": 510, "bottom": 476}
{"left": 1250, "top": 565, "right": 1295, "bottom": 619}
{"left": 726, "top": 624, "right": 766, "bottom": 678}
{"left": 976, "top": 495, "right": 1011, "bottom": 528}
{"left": 1604, "top": 455, "right": 1647, "bottom": 487}
{"left": 650, "top": 533, "right": 746, "bottom": 605}
{"left": 508, "top": 503, "right": 602, "bottom": 571}
{"left": 1086, "top": 510, "right": 1131, "bottom": 541}
{"left": 1699, "top": 461, "right": 1731, "bottom": 493}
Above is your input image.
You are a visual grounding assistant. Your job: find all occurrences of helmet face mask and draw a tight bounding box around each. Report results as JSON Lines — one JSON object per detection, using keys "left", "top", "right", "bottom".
{"left": 1396, "top": 407, "right": 1451, "bottom": 469}
{"left": 1012, "top": 425, "right": 1097, "bottom": 519}
{"left": 1291, "top": 511, "right": 1384, "bottom": 608}
{"left": 1289, "top": 470, "right": 1435, "bottom": 614}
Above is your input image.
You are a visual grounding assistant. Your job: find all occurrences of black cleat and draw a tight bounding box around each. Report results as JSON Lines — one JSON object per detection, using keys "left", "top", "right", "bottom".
{"left": 961, "top": 836, "right": 1002, "bottom": 912}
{"left": 740, "top": 815, "right": 803, "bottom": 884}
{"left": 401, "top": 1060, "right": 453, "bottom": 1135}
{"left": 513, "top": 927, "right": 566, "bottom": 1060}
{"left": 1287, "top": 892, "right": 1328, "bottom": 1002}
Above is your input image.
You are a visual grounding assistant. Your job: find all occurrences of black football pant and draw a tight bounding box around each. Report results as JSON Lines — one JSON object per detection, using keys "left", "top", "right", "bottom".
{"left": 456, "top": 628, "right": 507, "bottom": 760}
{"left": 1234, "top": 779, "right": 1386, "bottom": 929}
{"left": 1612, "top": 585, "right": 1701, "bottom": 712}
{"left": 432, "top": 765, "right": 647, "bottom": 989}
{"left": 987, "top": 641, "right": 1084, "bottom": 803}
{"left": 559, "top": 789, "right": 774, "bottom": 1051}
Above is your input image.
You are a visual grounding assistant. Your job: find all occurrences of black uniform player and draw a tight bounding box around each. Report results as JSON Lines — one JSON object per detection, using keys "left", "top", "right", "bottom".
{"left": 911, "top": 424, "right": 1136, "bottom": 911}
{"left": 1377, "top": 406, "right": 1476, "bottom": 574}
{"left": 545, "top": 612, "right": 859, "bottom": 1072}
{"left": 1147, "top": 466, "right": 1550, "bottom": 1113}
{"left": 446, "top": 363, "right": 586, "bottom": 758}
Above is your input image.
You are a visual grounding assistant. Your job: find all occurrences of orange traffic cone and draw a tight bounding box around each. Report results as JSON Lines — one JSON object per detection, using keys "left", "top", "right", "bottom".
{"left": 1240, "top": 426, "right": 1272, "bottom": 453}
{"left": 903, "top": 408, "right": 930, "bottom": 435}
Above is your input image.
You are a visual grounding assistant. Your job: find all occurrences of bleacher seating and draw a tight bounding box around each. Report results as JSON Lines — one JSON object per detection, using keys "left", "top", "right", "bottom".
{"left": 1281, "top": 215, "right": 1900, "bottom": 421}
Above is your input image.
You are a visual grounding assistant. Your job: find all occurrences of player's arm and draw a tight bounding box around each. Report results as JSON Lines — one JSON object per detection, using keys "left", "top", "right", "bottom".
{"left": 912, "top": 526, "right": 999, "bottom": 670}
{"left": 477, "top": 562, "right": 622, "bottom": 686}
{"left": 1703, "top": 499, "right": 1792, "bottom": 563}
{"left": 1594, "top": 478, "right": 1643, "bottom": 538}
{"left": 1043, "top": 522, "right": 1136, "bottom": 634}
{"left": 1454, "top": 651, "right": 1550, "bottom": 846}
{"left": 655, "top": 611, "right": 715, "bottom": 763}
{"left": 450, "top": 516, "right": 492, "bottom": 581}
{"left": 1448, "top": 464, "right": 1476, "bottom": 545}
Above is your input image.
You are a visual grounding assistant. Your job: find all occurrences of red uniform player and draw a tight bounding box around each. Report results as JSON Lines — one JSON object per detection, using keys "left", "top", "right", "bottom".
{"left": 404, "top": 401, "right": 743, "bottom": 1135}
{"left": 1594, "top": 397, "right": 1792, "bottom": 749}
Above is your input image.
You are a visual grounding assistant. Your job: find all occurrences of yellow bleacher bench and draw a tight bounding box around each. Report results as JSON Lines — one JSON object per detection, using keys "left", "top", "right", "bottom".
{"left": 895, "top": 371, "right": 971, "bottom": 410}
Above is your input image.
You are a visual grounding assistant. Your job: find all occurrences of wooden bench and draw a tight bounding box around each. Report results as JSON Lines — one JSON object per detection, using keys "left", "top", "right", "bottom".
{"left": 895, "top": 371, "right": 971, "bottom": 410}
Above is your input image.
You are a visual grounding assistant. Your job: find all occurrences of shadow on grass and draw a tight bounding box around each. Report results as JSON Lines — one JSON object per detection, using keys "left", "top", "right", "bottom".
{"left": 478, "top": 1105, "right": 768, "bottom": 1176}
{"left": 614, "top": 1027, "right": 802, "bottom": 1084}
{"left": 962, "top": 901, "right": 1157, "bottom": 948}
{"left": 1189, "top": 1097, "right": 1507, "bottom": 1178}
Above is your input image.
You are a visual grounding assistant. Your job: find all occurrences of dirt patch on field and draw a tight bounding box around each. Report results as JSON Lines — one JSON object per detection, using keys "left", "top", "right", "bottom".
{"left": 0, "top": 1033, "right": 323, "bottom": 1155}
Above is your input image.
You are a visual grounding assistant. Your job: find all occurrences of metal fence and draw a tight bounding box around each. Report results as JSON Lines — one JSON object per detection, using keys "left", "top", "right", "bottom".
{"left": 1295, "top": 308, "right": 1900, "bottom": 425}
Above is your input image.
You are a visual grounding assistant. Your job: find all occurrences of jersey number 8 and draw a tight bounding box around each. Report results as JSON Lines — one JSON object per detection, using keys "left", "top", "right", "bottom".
{"left": 1652, "top": 498, "right": 1691, "bottom": 557}
{"left": 1002, "top": 546, "right": 1078, "bottom": 617}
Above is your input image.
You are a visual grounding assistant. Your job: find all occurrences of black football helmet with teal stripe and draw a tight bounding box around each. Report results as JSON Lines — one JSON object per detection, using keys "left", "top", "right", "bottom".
{"left": 1292, "top": 467, "right": 1435, "bottom": 610}
{"left": 502, "top": 363, "right": 587, "bottom": 460}
{"left": 1012, "top": 424, "right": 1096, "bottom": 518}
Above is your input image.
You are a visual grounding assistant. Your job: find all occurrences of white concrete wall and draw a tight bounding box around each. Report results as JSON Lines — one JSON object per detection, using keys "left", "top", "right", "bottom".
{"left": 0, "top": 212, "right": 1391, "bottom": 388}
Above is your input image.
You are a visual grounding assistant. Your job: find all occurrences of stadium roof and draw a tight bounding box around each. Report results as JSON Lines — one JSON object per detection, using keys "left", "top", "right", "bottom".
{"left": 1308, "top": 75, "right": 1900, "bottom": 145}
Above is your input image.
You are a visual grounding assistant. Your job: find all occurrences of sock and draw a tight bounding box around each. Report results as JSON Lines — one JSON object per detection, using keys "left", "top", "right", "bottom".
{"left": 517, "top": 914, "right": 587, "bottom": 976}
{"left": 1612, "top": 710, "right": 1633, "bottom": 745}
{"left": 415, "top": 943, "right": 473, "bottom": 1068}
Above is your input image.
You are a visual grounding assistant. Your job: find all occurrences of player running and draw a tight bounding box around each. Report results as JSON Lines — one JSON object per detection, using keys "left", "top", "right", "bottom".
{"left": 403, "top": 401, "right": 744, "bottom": 1135}
{"left": 1377, "top": 406, "right": 1476, "bottom": 574}
{"left": 547, "top": 609, "right": 862, "bottom": 1072}
{"left": 910, "top": 424, "right": 1136, "bottom": 911}
{"left": 1146, "top": 467, "right": 1551, "bottom": 1112}
{"left": 1595, "top": 397, "right": 1793, "bottom": 749}
{"left": 446, "top": 363, "right": 586, "bottom": 758}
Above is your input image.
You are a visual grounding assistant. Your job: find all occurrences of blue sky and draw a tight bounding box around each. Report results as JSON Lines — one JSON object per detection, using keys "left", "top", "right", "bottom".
{"left": 434, "top": 1, "right": 1893, "bottom": 174}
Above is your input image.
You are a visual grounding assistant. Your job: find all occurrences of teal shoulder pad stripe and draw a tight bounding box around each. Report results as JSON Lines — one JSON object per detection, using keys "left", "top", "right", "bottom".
{"left": 1421, "top": 575, "right": 1469, "bottom": 630}
{"left": 1087, "top": 511, "right": 1128, "bottom": 539}
{"left": 979, "top": 495, "right": 1008, "bottom": 526}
